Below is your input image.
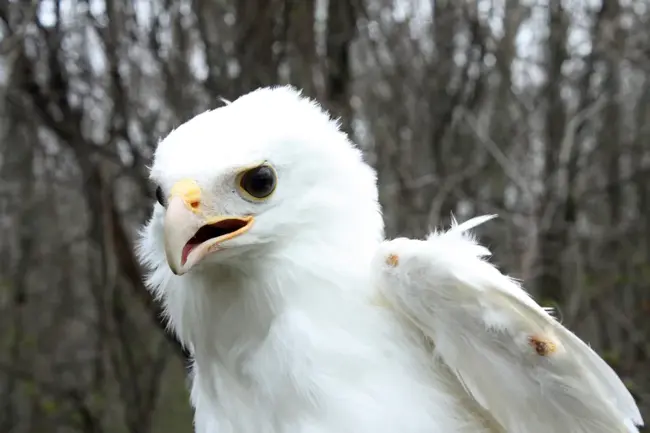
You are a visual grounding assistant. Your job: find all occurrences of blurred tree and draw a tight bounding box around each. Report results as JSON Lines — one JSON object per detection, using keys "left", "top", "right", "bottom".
{"left": 0, "top": 0, "right": 648, "bottom": 432}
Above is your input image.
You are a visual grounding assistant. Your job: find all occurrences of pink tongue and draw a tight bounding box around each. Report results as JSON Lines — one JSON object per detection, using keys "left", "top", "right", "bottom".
{"left": 181, "top": 244, "right": 195, "bottom": 265}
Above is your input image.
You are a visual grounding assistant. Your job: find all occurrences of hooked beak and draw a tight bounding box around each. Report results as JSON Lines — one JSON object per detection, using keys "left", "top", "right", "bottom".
{"left": 163, "top": 179, "right": 254, "bottom": 275}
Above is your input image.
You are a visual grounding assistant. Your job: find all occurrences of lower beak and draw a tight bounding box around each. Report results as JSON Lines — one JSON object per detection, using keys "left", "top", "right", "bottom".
{"left": 163, "top": 196, "right": 254, "bottom": 275}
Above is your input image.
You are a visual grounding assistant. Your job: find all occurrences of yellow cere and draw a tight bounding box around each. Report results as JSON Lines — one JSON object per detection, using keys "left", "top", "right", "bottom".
{"left": 170, "top": 178, "right": 202, "bottom": 213}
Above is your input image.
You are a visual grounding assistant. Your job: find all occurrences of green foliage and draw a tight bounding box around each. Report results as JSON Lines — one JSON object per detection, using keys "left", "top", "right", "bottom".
{"left": 41, "top": 398, "right": 57, "bottom": 415}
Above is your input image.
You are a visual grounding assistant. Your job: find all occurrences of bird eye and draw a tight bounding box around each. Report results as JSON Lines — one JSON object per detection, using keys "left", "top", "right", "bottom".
{"left": 237, "top": 164, "right": 277, "bottom": 200}
{"left": 155, "top": 186, "right": 167, "bottom": 207}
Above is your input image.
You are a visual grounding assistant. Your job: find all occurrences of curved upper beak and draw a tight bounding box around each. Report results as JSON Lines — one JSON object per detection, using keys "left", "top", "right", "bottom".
{"left": 163, "top": 179, "right": 254, "bottom": 275}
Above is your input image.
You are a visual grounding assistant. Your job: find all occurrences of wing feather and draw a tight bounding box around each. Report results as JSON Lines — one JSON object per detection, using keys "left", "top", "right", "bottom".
{"left": 372, "top": 216, "right": 643, "bottom": 433}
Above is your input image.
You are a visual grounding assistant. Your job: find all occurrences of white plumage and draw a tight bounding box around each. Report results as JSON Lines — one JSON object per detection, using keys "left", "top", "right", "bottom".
{"left": 137, "top": 86, "right": 643, "bottom": 433}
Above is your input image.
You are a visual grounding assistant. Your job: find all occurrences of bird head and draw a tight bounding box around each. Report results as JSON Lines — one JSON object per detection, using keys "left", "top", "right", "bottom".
{"left": 138, "top": 86, "right": 383, "bottom": 279}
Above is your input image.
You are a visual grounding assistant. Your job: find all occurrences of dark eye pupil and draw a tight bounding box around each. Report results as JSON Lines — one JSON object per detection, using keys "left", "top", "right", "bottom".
{"left": 155, "top": 186, "right": 166, "bottom": 207}
{"left": 240, "top": 166, "right": 276, "bottom": 198}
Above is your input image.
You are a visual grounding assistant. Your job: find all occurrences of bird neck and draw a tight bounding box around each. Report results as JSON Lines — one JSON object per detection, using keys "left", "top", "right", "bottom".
{"left": 165, "top": 238, "right": 378, "bottom": 367}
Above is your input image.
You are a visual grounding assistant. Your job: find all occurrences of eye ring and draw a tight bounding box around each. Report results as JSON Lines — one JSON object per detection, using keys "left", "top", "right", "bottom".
{"left": 236, "top": 164, "right": 277, "bottom": 201}
{"left": 155, "top": 186, "right": 167, "bottom": 207}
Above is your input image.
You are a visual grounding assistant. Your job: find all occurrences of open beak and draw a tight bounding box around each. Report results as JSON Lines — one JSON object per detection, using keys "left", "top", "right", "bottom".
{"left": 163, "top": 179, "right": 254, "bottom": 275}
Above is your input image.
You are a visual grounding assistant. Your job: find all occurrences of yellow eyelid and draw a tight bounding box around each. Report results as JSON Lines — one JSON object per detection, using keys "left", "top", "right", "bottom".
{"left": 235, "top": 162, "right": 277, "bottom": 202}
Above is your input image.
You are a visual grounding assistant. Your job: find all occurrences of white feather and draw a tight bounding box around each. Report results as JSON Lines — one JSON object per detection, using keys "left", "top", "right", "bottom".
{"left": 137, "top": 86, "right": 643, "bottom": 433}
{"left": 374, "top": 215, "right": 643, "bottom": 433}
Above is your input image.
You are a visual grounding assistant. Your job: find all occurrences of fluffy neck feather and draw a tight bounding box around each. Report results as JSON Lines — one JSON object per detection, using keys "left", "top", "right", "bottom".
{"left": 161, "top": 234, "right": 379, "bottom": 370}
{"left": 138, "top": 175, "right": 385, "bottom": 401}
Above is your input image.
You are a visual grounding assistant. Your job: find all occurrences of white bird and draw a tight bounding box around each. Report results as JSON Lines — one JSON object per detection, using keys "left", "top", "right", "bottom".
{"left": 137, "top": 86, "right": 643, "bottom": 433}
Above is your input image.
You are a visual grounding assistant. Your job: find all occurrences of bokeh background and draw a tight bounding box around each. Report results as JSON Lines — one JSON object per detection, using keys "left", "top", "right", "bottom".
{"left": 1, "top": 0, "right": 649, "bottom": 431}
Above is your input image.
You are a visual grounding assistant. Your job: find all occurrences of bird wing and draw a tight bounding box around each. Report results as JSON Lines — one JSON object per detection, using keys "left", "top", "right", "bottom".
{"left": 371, "top": 215, "right": 643, "bottom": 433}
